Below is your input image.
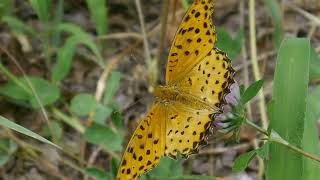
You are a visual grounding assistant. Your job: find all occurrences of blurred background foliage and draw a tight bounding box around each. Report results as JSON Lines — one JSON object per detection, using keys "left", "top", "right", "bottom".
{"left": 0, "top": 0, "right": 319, "bottom": 179}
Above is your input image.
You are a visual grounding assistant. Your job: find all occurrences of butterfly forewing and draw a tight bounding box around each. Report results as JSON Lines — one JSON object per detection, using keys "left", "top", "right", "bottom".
{"left": 178, "top": 48, "right": 235, "bottom": 107}
{"left": 166, "top": 0, "right": 215, "bottom": 84}
{"left": 116, "top": 103, "right": 166, "bottom": 180}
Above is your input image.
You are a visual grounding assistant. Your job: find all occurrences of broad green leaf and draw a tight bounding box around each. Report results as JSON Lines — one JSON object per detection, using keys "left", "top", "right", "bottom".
{"left": 216, "top": 27, "right": 243, "bottom": 60}
{"left": 0, "top": 116, "right": 60, "bottom": 148}
{"left": 0, "top": 0, "right": 12, "bottom": 18}
{"left": 232, "top": 150, "right": 256, "bottom": 172}
{"left": 103, "top": 71, "right": 122, "bottom": 105}
{"left": 302, "top": 85, "right": 320, "bottom": 179}
{"left": 264, "top": 0, "right": 283, "bottom": 49}
{"left": 267, "top": 38, "right": 310, "bottom": 180}
{"left": 29, "top": 0, "right": 51, "bottom": 24}
{"left": 92, "top": 104, "right": 112, "bottom": 125}
{"left": 84, "top": 124, "right": 122, "bottom": 152}
{"left": 2, "top": 16, "right": 37, "bottom": 36}
{"left": 52, "top": 35, "right": 80, "bottom": 82}
{"left": 0, "top": 138, "right": 17, "bottom": 166}
{"left": 85, "top": 0, "right": 108, "bottom": 35}
{"left": 70, "top": 93, "right": 98, "bottom": 116}
{"left": 52, "top": 23, "right": 104, "bottom": 82}
{"left": 0, "top": 77, "right": 60, "bottom": 109}
{"left": 85, "top": 167, "right": 111, "bottom": 180}
{"left": 240, "top": 80, "right": 264, "bottom": 104}
{"left": 309, "top": 47, "right": 320, "bottom": 81}
{"left": 150, "top": 175, "right": 215, "bottom": 180}
{"left": 145, "top": 156, "right": 183, "bottom": 178}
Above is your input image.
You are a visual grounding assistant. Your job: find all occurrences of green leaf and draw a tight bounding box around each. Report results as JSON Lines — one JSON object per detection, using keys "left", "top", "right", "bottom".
{"left": 85, "top": 0, "right": 108, "bottom": 36}
{"left": 0, "top": 77, "right": 60, "bottom": 109}
{"left": 29, "top": 0, "right": 51, "bottom": 24}
{"left": 145, "top": 156, "right": 183, "bottom": 178}
{"left": 0, "top": 0, "right": 13, "bottom": 18}
{"left": 267, "top": 38, "right": 310, "bottom": 180}
{"left": 84, "top": 124, "right": 122, "bottom": 152}
{"left": 2, "top": 16, "right": 37, "bottom": 36}
{"left": 240, "top": 80, "right": 264, "bottom": 104}
{"left": 232, "top": 150, "right": 257, "bottom": 172}
{"left": 309, "top": 47, "right": 320, "bottom": 81}
{"left": 52, "top": 23, "right": 104, "bottom": 82}
{"left": 302, "top": 85, "right": 320, "bottom": 179}
{"left": 51, "top": 0, "right": 64, "bottom": 47}
{"left": 264, "top": 0, "right": 283, "bottom": 49}
{"left": 256, "top": 142, "right": 269, "bottom": 159}
{"left": 85, "top": 167, "right": 111, "bottom": 180}
{"left": 70, "top": 93, "right": 98, "bottom": 116}
{"left": 0, "top": 116, "right": 60, "bottom": 149}
{"left": 92, "top": 104, "right": 112, "bottom": 125}
{"left": 103, "top": 71, "right": 122, "bottom": 105}
{"left": 150, "top": 175, "right": 215, "bottom": 180}
{"left": 216, "top": 27, "right": 243, "bottom": 60}
{"left": 239, "top": 84, "right": 245, "bottom": 96}
{"left": 111, "top": 108, "right": 123, "bottom": 130}
{"left": 41, "top": 121, "right": 63, "bottom": 140}
{"left": 0, "top": 138, "right": 17, "bottom": 166}
{"left": 110, "top": 157, "right": 119, "bottom": 179}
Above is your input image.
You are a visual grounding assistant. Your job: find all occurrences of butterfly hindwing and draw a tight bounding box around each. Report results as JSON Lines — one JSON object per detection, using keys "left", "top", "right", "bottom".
{"left": 116, "top": 103, "right": 166, "bottom": 180}
{"left": 166, "top": 0, "right": 215, "bottom": 83}
{"left": 164, "top": 101, "right": 213, "bottom": 157}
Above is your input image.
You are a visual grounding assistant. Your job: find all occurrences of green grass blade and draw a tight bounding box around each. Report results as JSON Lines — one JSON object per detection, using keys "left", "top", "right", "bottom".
{"left": 309, "top": 47, "right": 320, "bottom": 81}
{"left": 2, "top": 16, "right": 37, "bottom": 37}
{"left": 267, "top": 38, "right": 310, "bottom": 180}
{"left": 0, "top": 116, "right": 60, "bottom": 149}
{"left": 302, "top": 85, "right": 320, "bottom": 179}
{"left": 28, "top": 0, "right": 51, "bottom": 24}
{"left": 85, "top": 0, "right": 108, "bottom": 36}
{"left": 264, "top": 0, "right": 283, "bottom": 49}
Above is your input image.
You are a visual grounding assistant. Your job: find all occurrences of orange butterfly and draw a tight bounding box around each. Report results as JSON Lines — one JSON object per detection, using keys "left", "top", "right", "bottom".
{"left": 117, "top": 0, "right": 234, "bottom": 179}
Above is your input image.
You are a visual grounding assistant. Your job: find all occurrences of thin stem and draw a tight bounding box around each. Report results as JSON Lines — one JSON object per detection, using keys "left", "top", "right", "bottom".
{"left": 249, "top": 0, "right": 268, "bottom": 130}
{"left": 283, "top": 143, "right": 320, "bottom": 162}
{"left": 157, "top": 0, "right": 169, "bottom": 66}
{"left": 135, "top": 0, "right": 156, "bottom": 88}
{"left": 245, "top": 119, "right": 320, "bottom": 163}
{"left": 245, "top": 119, "right": 268, "bottom": 136}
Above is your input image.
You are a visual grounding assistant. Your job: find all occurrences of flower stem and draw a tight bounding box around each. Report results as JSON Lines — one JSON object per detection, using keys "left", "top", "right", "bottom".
{"left": 245, "top": 119, "right": 268, "bottom": 136}
{"left": 244, "top": 119, "right": 320, "bottom": 163}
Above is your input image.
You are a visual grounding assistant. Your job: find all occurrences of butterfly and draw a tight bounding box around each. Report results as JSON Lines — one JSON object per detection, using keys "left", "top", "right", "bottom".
{"left": 117, "top": 0, "right": 234, "bottom": 179}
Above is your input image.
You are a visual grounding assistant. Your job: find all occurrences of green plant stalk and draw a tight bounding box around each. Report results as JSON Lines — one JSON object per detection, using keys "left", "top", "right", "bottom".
{"left": 0, "top": 62, "right": 31, "bottom": 94}
{"left": 249, "top": 0, "right": 268, "bottom": 130}
{"left": 51, "top": 107, "right": 85, "bottom": 133}
{"left": 244, "top": 119, "right": 320, "bottom": 163}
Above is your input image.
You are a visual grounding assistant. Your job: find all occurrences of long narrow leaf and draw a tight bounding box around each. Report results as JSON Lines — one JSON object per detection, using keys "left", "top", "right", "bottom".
{"left": 302, "top": 85, "right": 320, "bottom": 179}
{"left": 85, "top": 0, "right": 108, "bottom": 36}
{"left": 0, "top": 116, "right": 60, "bottom": 149}
{"left": 264, "top": 0, "right": 283, "bottom": 49}
{"left": 29, "top": 0, "right": 51, "bottom": 24}
{"left": 267, "top": 38, "right": 310, "bottom": 180}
